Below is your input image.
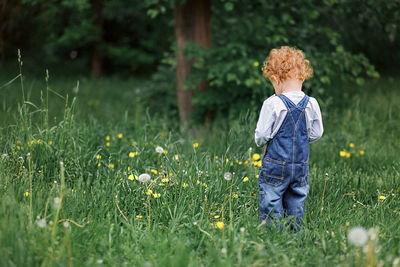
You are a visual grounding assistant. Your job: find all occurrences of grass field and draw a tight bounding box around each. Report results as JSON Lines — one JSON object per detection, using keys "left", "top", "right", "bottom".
{"left": 0, "top": 64, "right": 399, "bottom": 266}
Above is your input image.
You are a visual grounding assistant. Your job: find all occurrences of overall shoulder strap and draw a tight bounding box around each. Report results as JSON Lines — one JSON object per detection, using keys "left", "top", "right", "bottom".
{"left": 277, "top": 94, "right": 295, "bottom": 109}
{"left": 297, "top": 95, "right": 310, "bottom": 109}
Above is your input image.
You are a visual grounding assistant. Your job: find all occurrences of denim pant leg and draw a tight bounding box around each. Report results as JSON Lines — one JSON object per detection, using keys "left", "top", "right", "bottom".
{"left": 283, "top": 169, "right": 309, "bottom": 231}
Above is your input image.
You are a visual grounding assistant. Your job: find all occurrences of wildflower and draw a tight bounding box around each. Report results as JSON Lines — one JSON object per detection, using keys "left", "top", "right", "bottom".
{"left": 24, "top": 191, "right": 29, "bottom": 197}
{"left": 159, "top": 183, "right": 165, "bottom": 186}
{"left": 49, "top": 141, "right": 53, "bottom": 145}
{"left": 97, "top": 259, "right": 103, "bottom": 264}
{"left": 17, "top": 140, "right": 21, "bottom": 144}
{"left": 215, "top": 155, "right": 218, "bottom": 159}
{"left": 106, "top": 136, "right": 110, "bottom": 141}
{"left": 129, "top": 152, "right": 136, "bottom": 158}
{"left": 36, "top": 218, "right": 47, "bottom": 228}
{"left": 243, "top": 177, "right": 249, "bottom": 182}
{"left": 183, "top": 183, "right": 188, "bottom": 188}
{"left": 96, "top": 154, "right": 101, "bottom": 159}
{"left": 106, "top": 142, "right": 110, "bottom": 147}
{"left": 244, "top": 160, "right": 248, "bottom": 165}
{"left": 161, "top": 178, "right": 169, "bottom": 183}
{"left": 224, "top": 172, "right": 232, "bottom": 181}
{"left": 53, "top": 197, "right": 61, "bottom": 210}
{"left": 360, "top": 150, "right": 365, "bottom": 155}
{"left": 1, "top": 153, "right": 8, "bottom": 160}
{"left": 151, "top": 169, "right": 158, "bottom": 175}
{"left": 193, "top": 142, "right": 199, "bottom": 148}
{"left": 226, "top": 158, "right": 229, "bottom": 163}
{"left": 128, "top": 174, "right": 137, "bottom": 181}
{"left": 232, "top": 193, "right": 238, "bottom": 199}
{"left": 37, "top": 139, "right": 42, "bottom": 145}
{"left": 202, "top": 183, "right": 207, "bottom": 187}
{"left": 339, "top": 150, "right": 346, "bottom": 157}
{"left": 174, "top": 154, "right": 180, "bottom": 160}
{"left": 163, "top": 150, "right": 168, "bottom": 154}
{"left": 379, "top": 195, "right": 386, "bottom": 200}
{"left": 252, "top": 153, "right": 260, "bottom": 161}
{"left": 72, "top": 189, "right": 76, "bottom": 193}
{"left": 238, "top": 161, "right": 242, "bottom": 165}
{"left": 108, "top": 163, "right": 114, "bottom": 169}
{"left": 240, "top": 227, "right": 245, "bottom": 233}
{"left": 138, "top": 173, "right": 151, "bottom": 183}
{"left": 346, "top": 152, "right": 351, "bottom": 158}
{"left": 118, "top": 133, "right": 123, "bottom": 139}
{"left": 17, "top": 146, "right": 21, "bottom": 150}
{"left": 136, "top": 215, "right": 143, "bottom": 219}
{"left": 348, "top": 226, "right": 368, "bottom": 246}
{"left": 152, "top": 193, "right": 161, "bottom": 198}
{"left": 127, "top": 166, "right": 131, "bottom": 171}
{"left": 221, "top": 248, "right": 227, "bottom": 255}
{"left": 155, "top": 146, "right": 164, "bottom": 154}
{"left": 253, "top": 61, "right": 259, "bottom": 67}
{"left": 216, "top": 221, "right": 224, "bottom": 229}
{"left": 146, "top": 189, "right": 153, "bottom": 195}
{"left": 97, "top": 163, "right": 101, "bottom": 167}
{"left": 214, "top": 215, "right": 220, "bottom": 219}
{"left": 349, "top": 143, "right": 355, "bottom": 148}
{"left": 196, "top": 180, "right": 200, "bottom": 185}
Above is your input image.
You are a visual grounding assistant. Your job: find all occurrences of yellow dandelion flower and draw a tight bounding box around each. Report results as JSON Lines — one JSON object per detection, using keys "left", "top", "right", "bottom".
{"left": 159, "top": 183, "right": 165, "bottom": 186}
{"left": 256, "top": 174, "right": 259, "bottom": 179}
{"left": 243, "top": 177, "right": 249, "bottom": 182}
{"left": 146, "top": 189, "right": 153, "bottom": 195}
{"left": 360, "top": 150, "right": 365, "bottom": 155}
{"left": 128, "top": 174, "right": 137, "bottom": 180}
{"left": 49, "top": 140, "right": 53, "bottom": 145}
{"left": 29, "top": 140, "right": 34, "bottom": 146}
{"left": 216, "top": 221, "right": 224, "bottom": 229}
{"left": 193, "top": 142, "right": 199, "bottom": 148}
{"left": 233, "top": 193, "right": 238, "bottom": 199}
{"left": 106, "top": 136, "right": 110, "bottom": 141}
{"left": 349, "top": 143, "right": 355, "bottom": 148}
{"left": 379, "top": 195, "right": 386, "bottom": 200}
{"left": 214, "top": 215, "right": 220, "bottom": 219}
{"left": 127, "top": 166, "right": 131, "bottom": 171}
{"left": 215, "top": 155, "right": 218, "bottom": 159}
{"left": 151, "top": 169, "right": 158, "bottom": 174}
{"left": 21, "top": 146, "right": 24, "bottom": 150}
{"left": 230, "top": 162, "right": 233, "bottom": 166}
{"left": 244, "top": 161, "right": 248, "bottom": 165}
{"left": 72, "top": 189, "right": 76, "bottom": 193}
{"left": 108, "top": 163, "right": 114, "bottom": 169}
{"left": 153, "top": 193, "right": 161, "bottom": 198}
{"left": 339, "top": 150, "right": 346, "bottom": 157}
{"left": 238, "top": 161, "right": 242, "bottom": 165}
{"left": 196, "top": 180, "right": 200, "bottom": 185}
{"left": 218, "top": 167, "right": 221, "bottom": 171}
{"left": 169, "top": 172, "right": 173, "bottom": 177}
{"left": 129, "top": 152, "right": 135, "bottom": 158}
{"left": 96, "top": 154, "right": 102, "bottom": 159}
{"left": 136, "top": 215, "right": 143, "bottom": 219}
{"left": 17, "top": 140, "right": 21, "bottom": 145}
{"left": 24, "top": 191, "right": 29, "bottom": 197}
{"left": 37, "top": 139, "right": 42, "bottom": 145}
{"left": 253, "top": 61, "right": 259, "bottom": 67}
{"left": 17, "top": 146, "right": 20, "bottom": 150}
{"left": 183, "top": 183, "right": 188, "bottom": 188}
{"left": 106, "top": 142, "right": 110, "bottom": 147}
{"left": 346, "top": 153, "right": 351, "bottom": 158}
{"left": 97, "top": 163, "right": 101, "bottom": 167}
{"left": 252, "top": 153, "right": 260, "bottom": 161}
{"left": 226, "top": 158, "right": 229, "bottom": 163}
{"left": 118, "top": 133, "right": 123, "bottom": 139}
{"left": 202, "top": 183, "right": 207, "bottom": 187}
{"left": 161, "top": 178, "right": 169, "bottom": 183}
{"left": 163, "top": 149, "right": 168, "bottom": 154}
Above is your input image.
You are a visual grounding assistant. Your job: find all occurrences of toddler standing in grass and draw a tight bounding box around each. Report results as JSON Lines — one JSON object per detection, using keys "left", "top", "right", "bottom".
{"left": 254, "top": 46, "right": 323, "bottom": 231}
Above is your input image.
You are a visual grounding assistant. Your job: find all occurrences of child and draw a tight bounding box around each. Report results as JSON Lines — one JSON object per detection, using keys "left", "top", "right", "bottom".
{"left": 254, "top": 46, "right": 323, "bottom": 231}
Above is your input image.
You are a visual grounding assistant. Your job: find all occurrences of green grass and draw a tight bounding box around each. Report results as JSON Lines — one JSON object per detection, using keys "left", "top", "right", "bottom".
{"left": 0, "top": 65, "right": 399, "bottom": 266}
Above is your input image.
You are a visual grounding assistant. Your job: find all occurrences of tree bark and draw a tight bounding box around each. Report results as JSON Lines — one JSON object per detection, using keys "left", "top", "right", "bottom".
{"left": 91, "top": 0, "right": 103, "bottom": 76}
{"left": 174, "top": 0, "right": 211, "bottom": 128}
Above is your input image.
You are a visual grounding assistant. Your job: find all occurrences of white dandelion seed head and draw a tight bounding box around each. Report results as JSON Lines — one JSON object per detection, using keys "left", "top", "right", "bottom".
{"left": 27, "top": 152, "right": 31, "bottom": 158}
{"left": 97, "top": 259, "right": 103, "bottom": 264}
{"left": 240, "top": 227, "right": 245, "bottom": 233}
{"left": 224, "top": 172, "right": 232, "bottom": 181}
{"left": 197, "top": 170, "right": 203, "bottom": 176}
{"left": 348, "top": 226, "right": 368, "bottom": 247}
{"left": 393, "top": 258, "right": 399, "bottom": 266}
{"left": 193, "top": 221, "right": 198, "bottom": 226}
{"left": 174, "top": 154, "right": 179, "bottom": 161}
{"left": 248, "top": 147, "right": 252, "bottom": 151}
{"left": 155, "top": 146, "right": 164, "bottom": 154}
{"left": 18, "top": 156, "right": 24, "bottom": 163}
{"left": 138, "top": 173, "right": 151, "bottom": 183}
{"left": 63, "top": 221, "right": 70, "bottom": 228}
{"left": 1, "top": 153, "right": 8, "bottom": 159}
{"left": 60, "top": 161, "right": 64, "bottom": 168}
{"left": 53, "top": 197, "right": 61, "bottom": 210}
{"left": 183, "top": 170, "right": 188, "bottom": 175}
{"left": 221, "top": 248, "right": 227, "bottom": 254}
{"left": 36, "top": 218, "right": 47, "bottom": 228}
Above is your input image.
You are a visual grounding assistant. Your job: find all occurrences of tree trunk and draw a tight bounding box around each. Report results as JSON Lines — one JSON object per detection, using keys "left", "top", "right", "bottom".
{"left": 174, "top": 0, "right": 211, "bottom": 128}
{"left": 91, "top": 0, "right": 103, "bottom": 76}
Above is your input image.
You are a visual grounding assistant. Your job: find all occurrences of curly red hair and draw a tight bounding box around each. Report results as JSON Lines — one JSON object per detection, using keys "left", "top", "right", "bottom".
{"left": 262, "top": 46, "right": 313, "bottom": 83}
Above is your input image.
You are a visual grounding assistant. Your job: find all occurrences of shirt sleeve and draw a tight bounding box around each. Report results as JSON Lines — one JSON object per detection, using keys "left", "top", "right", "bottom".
{"left": 255, "top": 98, "right": 276, "bottom": 147}
{"left": 308, "top": 98, "right": 324, "bottom": 144}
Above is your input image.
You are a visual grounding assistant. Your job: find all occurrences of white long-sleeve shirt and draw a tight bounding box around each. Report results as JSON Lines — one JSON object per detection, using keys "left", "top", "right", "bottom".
{"left": 254, "top": 91, "right": 323, "bottom": 148}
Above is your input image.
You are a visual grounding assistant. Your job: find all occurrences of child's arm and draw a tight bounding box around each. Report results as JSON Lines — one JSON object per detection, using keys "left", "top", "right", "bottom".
{"left": 255, "top": 98, "right": 276, "bottom": 148}
{"left": 308, "top": 98, "right": 324, "bottom": 143}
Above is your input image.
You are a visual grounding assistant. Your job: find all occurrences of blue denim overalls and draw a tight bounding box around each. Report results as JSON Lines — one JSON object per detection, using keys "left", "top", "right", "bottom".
{"left": 258, "top": 94, "right": 310, "bottom": 231}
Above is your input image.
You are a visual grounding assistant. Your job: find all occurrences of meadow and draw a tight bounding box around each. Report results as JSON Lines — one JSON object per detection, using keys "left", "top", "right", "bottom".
{"left": 0, "top": 63, "right": 399, "bottom": 266}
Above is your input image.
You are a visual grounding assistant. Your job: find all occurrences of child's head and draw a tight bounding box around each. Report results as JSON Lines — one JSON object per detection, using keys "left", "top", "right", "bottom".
{"left": 262, "top": 46, "right": 313, "bottom": 84}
